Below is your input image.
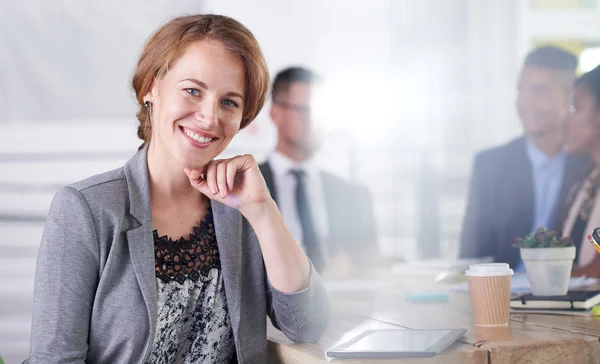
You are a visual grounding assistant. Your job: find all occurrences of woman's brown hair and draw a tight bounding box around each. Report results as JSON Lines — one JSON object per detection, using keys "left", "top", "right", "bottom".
{"left": 132, "top": 14, "right": 270, "bottom": 149}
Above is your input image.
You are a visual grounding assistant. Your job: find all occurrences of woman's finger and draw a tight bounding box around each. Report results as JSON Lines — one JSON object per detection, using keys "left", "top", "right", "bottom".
{"left": 216, "top": 160, "right": 229, "bottom": 198}
{"left": 226, "top": 159, "right": 238, "bottom": 192}
{"left": 184, "top": 168, "right": 208, "bottom": 193}
{"left": 184, "top": 168, "right": 202, "bottom": 185}
{"left": 205, "top": 161, "right": 219, "bottom": 196}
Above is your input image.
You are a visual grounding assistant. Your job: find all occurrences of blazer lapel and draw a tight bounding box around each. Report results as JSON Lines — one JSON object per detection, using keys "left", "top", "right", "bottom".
{"left": 211, "top": 201, "right": 243, "bottom": 336}
{"left": 127, "top": 224, "right": 157, "bottom": 329}
{"left": 122, "top": 146, "right": 158, "bottom": 342}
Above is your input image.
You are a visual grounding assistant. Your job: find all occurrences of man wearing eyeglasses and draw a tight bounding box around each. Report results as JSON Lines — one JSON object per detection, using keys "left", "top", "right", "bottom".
{"left": 259, "top": 67, "right": 380, "bottom": 276}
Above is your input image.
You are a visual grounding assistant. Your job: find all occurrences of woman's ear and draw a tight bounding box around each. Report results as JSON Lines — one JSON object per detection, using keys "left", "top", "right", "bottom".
{"left": 143, "top": 79, "right": 161, "bottom": 106}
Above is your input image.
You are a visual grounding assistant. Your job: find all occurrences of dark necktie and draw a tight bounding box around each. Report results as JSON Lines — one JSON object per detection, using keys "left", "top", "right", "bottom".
{"left": 290, "top": 169, "right": 325, "bottom": 272}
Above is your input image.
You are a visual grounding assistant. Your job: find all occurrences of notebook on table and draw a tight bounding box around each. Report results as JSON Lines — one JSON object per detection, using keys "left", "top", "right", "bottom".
{"left": 510, "top": 290, "right": 600, "bottom": 311}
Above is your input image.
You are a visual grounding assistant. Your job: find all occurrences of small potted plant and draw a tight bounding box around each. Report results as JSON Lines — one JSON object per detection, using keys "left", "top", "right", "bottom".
{"left": 513, "top": 227, "right": 576, "bottom": 296}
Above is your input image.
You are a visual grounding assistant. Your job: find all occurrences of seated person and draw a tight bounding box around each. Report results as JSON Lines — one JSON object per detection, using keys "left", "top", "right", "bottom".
{"left": 562, "top": 65, "right": 600, "bottom": 277}
{"left": 459, "top": 46, "right": 592, "bottom": 270}
{"left": 259, "top": 67, "right": 381, "bottom": 275}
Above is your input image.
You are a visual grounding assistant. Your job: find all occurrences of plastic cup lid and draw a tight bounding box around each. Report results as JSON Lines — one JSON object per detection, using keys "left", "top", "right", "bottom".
{"left": 465, "top": 263, "right": 514, "bottom": 277}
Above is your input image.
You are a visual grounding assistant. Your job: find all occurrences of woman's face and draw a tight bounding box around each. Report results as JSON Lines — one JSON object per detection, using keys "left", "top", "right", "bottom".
{"left": 145, "top": 40, "right": 246, "bottom": 168}
{"left": 565, "top": 84, "right": 600, "bottom": 155}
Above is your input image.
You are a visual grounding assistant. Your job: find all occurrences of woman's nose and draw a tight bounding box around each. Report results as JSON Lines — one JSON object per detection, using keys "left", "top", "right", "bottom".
{"left": 195, "top": 99, "right": 218, "bottom": 126}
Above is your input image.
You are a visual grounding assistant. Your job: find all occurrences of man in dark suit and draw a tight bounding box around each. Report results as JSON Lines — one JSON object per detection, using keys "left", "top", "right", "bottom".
{"left": 259, "top": 67, "right": 380, "bottom": 274}
{"left": 459, "top": 46, "right": 593, "bottom": 270}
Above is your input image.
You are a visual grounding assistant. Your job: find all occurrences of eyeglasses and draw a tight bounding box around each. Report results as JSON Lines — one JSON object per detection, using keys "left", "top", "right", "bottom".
{"left": 273, "top": 100, "right": 311, "bottom": 117}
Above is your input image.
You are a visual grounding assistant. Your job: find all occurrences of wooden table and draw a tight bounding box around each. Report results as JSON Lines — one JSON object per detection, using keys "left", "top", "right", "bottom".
{"left": 267, "top": 273, "right": 600, "bottom": 363}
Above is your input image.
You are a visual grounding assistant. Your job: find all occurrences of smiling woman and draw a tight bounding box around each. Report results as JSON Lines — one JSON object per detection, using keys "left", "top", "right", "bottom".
{"left": 132, "top": 15, "right": 269, "bottom": 150}
{"left": 143, "top": 40, "right": 247, "bottom": 174}
{"left": 28, "top": 14, "right": 330, "bottom": 364}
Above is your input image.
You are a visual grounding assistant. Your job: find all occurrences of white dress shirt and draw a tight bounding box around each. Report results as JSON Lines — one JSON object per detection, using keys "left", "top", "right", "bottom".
{"left": 267, "top": 152, "right": 330, "bottom": 259}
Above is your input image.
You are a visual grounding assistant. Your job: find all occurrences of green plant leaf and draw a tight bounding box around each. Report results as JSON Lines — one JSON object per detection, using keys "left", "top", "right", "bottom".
{"left": 513, "top": 227, "right": 571, "bottom": 248}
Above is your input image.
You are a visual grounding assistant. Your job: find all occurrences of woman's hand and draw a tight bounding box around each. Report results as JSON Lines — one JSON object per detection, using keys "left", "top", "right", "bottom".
{"left": 184, "top": 154, "right": 272, "bottom": 216}
{"left": 187, "top": 155, "right": 311, "bottom": 292}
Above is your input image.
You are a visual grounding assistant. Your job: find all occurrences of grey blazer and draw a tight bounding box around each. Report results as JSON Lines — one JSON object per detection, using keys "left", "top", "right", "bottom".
{"left": 29, "top": 146, "right": 330, "bottom": 364}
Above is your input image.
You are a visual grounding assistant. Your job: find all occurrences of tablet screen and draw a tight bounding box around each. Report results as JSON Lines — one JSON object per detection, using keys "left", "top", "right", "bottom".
{"left": 345, "top": 329, "right": 453, "bottom": 352}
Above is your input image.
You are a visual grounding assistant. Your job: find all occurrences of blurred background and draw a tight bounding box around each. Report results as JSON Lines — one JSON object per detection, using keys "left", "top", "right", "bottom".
{"left": 1, "top": 0, "right": 600, "bottom": 362}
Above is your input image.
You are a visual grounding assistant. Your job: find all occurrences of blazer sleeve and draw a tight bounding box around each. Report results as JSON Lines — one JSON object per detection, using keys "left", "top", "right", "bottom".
{"left": 266, "top": 263, "right": 330, "bottom": 343}
{"left": 29, "top": 187, "right": 100, "bottom": 364}
{"left": 459, "top": 154, "right": 494, "bottom": 259}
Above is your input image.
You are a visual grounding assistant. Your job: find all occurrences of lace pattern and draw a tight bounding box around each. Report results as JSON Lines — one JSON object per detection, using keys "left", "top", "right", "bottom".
{"left": 147, "top": 204, "right": 236, "bottom": 363}
{"left": 153, "top": 206, "right": 221, "bottom": 284}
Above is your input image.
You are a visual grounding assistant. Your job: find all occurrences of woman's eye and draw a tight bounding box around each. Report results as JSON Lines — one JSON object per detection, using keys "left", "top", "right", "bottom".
{"left": 185, "top": 88, "right": 201, "bottom": 97}
{"left": 222, "top": 99, "right": 239, "bottom": 108}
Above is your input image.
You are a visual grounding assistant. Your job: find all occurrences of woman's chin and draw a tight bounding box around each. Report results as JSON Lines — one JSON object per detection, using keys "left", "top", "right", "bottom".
{"left": 174, "top": 145, "right": 210, "bottom": 168}
{"left": 180, "top": 154, "right": 211, "bottom": 170}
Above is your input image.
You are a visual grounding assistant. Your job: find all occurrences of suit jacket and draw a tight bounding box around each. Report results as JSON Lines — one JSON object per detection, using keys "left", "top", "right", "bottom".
{"left": 459, "top": 137, "right": 593, "bottom": 269}
{"left": 29, "top": 146, "right": 330, "bottom": 364}
{"left": 259, "top": 161, "right": 380, "bottom": 269}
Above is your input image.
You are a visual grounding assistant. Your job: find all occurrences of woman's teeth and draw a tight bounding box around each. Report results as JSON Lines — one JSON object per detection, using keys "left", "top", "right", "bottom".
{"left": 184, "top": 128, "right": 214, "bottom": 143}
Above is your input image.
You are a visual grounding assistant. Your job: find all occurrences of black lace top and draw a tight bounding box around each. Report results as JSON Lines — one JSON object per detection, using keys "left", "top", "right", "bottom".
{"left": 154, "top": 212, "right": 221, "bottom": 284}
{"left": 146, "top": 205, "right": 236, "bottom": 364}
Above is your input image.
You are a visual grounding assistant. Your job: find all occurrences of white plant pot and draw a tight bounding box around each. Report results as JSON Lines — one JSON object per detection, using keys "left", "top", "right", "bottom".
{"left": 520, "top": 246, "right": 576, "bottom": 296}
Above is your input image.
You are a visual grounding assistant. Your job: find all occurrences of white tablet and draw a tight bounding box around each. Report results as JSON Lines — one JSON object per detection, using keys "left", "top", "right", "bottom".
{"left": 326, "top": 328, "right": 467, "bottom": 359}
